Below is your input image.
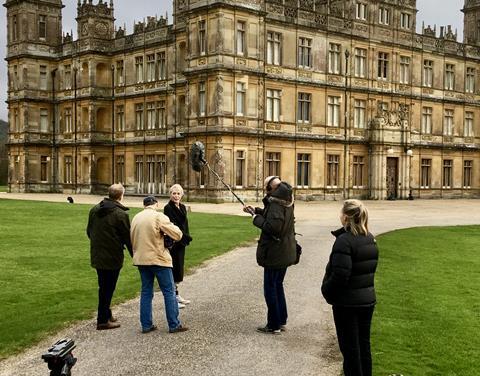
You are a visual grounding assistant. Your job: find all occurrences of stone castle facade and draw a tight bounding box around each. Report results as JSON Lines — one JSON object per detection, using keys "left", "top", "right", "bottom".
{"left": 4, "top": 0, "right": 480, "bottom": 201}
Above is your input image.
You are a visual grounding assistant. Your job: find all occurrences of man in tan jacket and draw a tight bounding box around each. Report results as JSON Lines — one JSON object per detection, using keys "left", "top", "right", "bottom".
{"left": 131, "top": 195, "right": 188, "bottom": 333}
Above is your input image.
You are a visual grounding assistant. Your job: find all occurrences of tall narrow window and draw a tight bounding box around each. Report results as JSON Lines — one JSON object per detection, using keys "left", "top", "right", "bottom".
{"left": 442, "top": 160, "right": 453, "bottom": 188}
{"left": 354, "top": 99, "right": 366, "bottom": 128}
{"left": 236, "top": 82, "right": 246, "bottom": 116}
{"left": 156, "top": 100, "right": 166, "bottom": 128}
{"left": 266, "top": 152, "right": 281, "bottom": 177}
{"left": 422, "top": 107, "right": 432, "bottom": 134}
{"left": 135, "top": 155, "right": 144, "bottom": 193}
{"left": 116, "top": 60, "right": 124, "bottom": 86}
{"left": 146, "top": 54, "right": 155, "bottom": 82}
{"left": 444, "top": 109, "right": 454, "bottom": 136}
{"left": 39, "top": 15, "right": 46, "bottom": 39}
{"left": 40, "top": 108, "right": 49, "bottom": 132}
{"left": 399, "top": 56, "right": 410, "bottom": 84}
{"left": 116, "top": 156, "right": 125, "bottom": 184}
{"left": 267, "top": 31, "right": 281, "bottom": 65}
{"left": 327, "top": 154, "right": 340, "bottom": 187}
{"left": 135, "top": 56, "right": 144, "bottom": 83}
{"left": 328, "top": 43, "right": 341, "bottom": 74}
{"left": 378, "top": 7, "right": 390, "bottom": 25}
{"left": 40, "top": 65, "right": 47, "bottom": 90}
{"left": 135, "top": 103, "right": 144, "bottom": 130}
{"left": 297, "top": 153, "right": 310, "bottom": 187}
{"left": 327, "top": 96, "right": 340, "bottom": 127}
{"left": 423, "top": 60, "right": 433, "bottom": 87}
{"left": 237, "top": 21, "right": 246, "bottom": 55}
{"left": 353, "top": 156, "right": 365, "bottom": 188}
{"left": 354, "top": 48, "right": 366, "bottom": 78}
{"left": 41, "top": 156, "right": 48, "bottom": 181}
{"left": 235, "top": 150, "right": 245, "bottom": 187}
{"left": 199, "top": 81, "right": 206, "bottom": 116}
{"left": 64, "top": 65, "right": 71, "bottom": 90}
{"left": 445, "top": 64, "right": 455, "bottom": 90}
{"left": 463, "top": 160, "right": 473, "bottom": 188}
{"left": 400, "top": 13, "right": 411, "bottom": 29}
{"left": 199, "top": 20, "right": 206, "bottom": 55}
{"left": 466, "top": 67, "right": 475, "bottom": 94}
{"left": 157, "top": 52, "right": 166, "bottom": 80}
{"left": 64, "top": 108, "right": 72, "bottom": 133}
{"left": 378, "top": 52, "right": 388, "bottom": 80}
{"left": 13, "top": 65, "right": 18, "bottom": 90}
{"left": 297, "top": 93, "right": 311, "bottom": 123}
{"left": 64, "top": 156, "right": 72, "bottom": 184}
{"left": 266, "top": 89, "right": 281, "bottom": 122}
{"left": 465, "top": 111, "right": 474, "bottom": 137}
{"left": 146, "top": 102, "right": 156, "bottom": 129}
{"left": 116, "top": 105, "right": 125, "bottom": 131}
{"left": 13, "top": 109, "right": 19, "bottom": 132}
{"left": 421, "top": 159, "right": 431, "bottom": 188}
{"left": 12, "top": 15, "right": 18, "bottom": 41}
{"left": 298, "top": 37, "right": 312, "bottom": 68}
{"left": 356, "top": 2, "right": 367, "bottom": 20}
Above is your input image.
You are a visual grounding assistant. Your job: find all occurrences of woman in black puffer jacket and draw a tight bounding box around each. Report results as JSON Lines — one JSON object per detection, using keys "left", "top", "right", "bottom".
{"left": 321, "top": 199, "right": 379, "bottom": 376}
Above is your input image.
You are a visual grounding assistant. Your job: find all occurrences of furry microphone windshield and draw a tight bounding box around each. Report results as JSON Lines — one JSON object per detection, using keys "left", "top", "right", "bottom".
{"left": 190, "top": 141, "right": 206, "bottom": 172}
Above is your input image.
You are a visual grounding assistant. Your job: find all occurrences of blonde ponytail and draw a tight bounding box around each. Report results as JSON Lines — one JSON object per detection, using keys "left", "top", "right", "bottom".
{"left": 342, "top": 199, "right": 369, "bottom": 236}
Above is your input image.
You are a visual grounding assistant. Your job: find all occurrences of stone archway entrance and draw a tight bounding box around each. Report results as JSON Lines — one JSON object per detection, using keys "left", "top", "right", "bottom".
{"left": 386, "top": 157, "right": 398, "bottom": 199}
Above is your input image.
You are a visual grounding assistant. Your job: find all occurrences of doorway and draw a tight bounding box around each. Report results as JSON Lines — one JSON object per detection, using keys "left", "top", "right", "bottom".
{"left": 386, "top": 157, "right": 398, "bottom": 199}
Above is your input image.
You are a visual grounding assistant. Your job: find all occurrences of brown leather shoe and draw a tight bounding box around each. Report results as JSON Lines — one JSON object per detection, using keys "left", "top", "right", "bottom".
{"left": 96, "top": 322, "right": 120, "bottom": 330}
{"left": 169, "top": 325, "right": 188, "bottom": 333}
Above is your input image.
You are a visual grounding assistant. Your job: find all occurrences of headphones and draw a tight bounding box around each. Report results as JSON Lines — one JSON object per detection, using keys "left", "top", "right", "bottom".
{"left": 266, "top": 176, "right": 280, "bottom": 192}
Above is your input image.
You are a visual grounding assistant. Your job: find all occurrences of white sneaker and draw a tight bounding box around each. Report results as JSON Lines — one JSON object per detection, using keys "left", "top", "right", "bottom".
{"left": 178, "top": 302, "right": 186, "bottom": 309}
{"left": 176, "top": 295, "right": 191, "bottom": 305}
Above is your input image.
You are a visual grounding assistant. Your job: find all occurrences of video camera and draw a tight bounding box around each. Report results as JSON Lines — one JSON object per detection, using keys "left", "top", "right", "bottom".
{"left": 41, "top": 338, "right": 77, "bottom": 376}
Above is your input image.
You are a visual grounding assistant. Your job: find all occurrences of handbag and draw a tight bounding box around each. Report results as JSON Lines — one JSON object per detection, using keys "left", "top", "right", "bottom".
{"left": 294, "top": 241, "right": 302, "bottom": 265}
{"left": 164, "top": 235, "right": 175, "bottom": 251}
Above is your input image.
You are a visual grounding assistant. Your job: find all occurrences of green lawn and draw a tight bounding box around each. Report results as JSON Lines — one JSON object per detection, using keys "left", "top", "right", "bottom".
{"left": 0, "top": 199, "right": 258, "bottom": 359}
{"left": 373, "top": 226, "right": 480, "bottom": 376}
{"left": 0, "top": 186, "right": 7, "bottom": 192}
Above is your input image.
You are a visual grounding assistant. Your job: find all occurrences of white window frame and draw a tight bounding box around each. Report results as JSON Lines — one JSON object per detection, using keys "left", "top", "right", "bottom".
{"left": 327, "top": 96, "right": 340, "bottom": 127}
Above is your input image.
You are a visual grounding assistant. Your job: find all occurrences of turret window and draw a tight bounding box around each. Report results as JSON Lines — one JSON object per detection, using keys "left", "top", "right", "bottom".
{"left": 39, "top": 15, "right": 47, "bottom": 39}
{"left": 12, "top": 15, "right": 18, "bottom": 41}
{"left": 400, "top": 13, "right": 411, "bottom": 29}
{"left": 378, "top": 7, "right": 390, "bottom": 25}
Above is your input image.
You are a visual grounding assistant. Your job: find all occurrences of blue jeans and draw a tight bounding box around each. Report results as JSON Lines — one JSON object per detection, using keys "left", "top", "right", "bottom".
{"left": 264, "top": 268, "right": 288, "bottom": 330}
{"left": 138, "top": 266, "right": 180, "bottom": 331}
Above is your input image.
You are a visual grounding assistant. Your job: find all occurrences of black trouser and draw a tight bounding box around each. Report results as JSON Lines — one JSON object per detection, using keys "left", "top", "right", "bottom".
{"left": 332, "top": 305, "right": 375, "bottom": 376}
{"left": 171, "top": 245, "right": 185, "bottom": 284}
{"left": 96, "top": 268, "right": 120, "bottom": 324}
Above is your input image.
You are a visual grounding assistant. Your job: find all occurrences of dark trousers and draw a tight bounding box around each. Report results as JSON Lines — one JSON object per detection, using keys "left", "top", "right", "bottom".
{"left": 171, "top": 245, "right": 185, "bottom": 284}
{"left": 96, "top": 268, "right": 120, "bottom": 324}
{"left": 263, "top": 268, "right": 288, "bottom": 330}
{"left": 332, "top": 305, "right": 375, "bottom": 376}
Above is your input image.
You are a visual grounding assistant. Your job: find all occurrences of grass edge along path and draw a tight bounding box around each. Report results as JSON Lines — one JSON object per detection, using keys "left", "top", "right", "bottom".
{"left": 0, "top": 199, "right": 258, "bottom": 359}
{"left": 372, "top": 225, "right": 480, "bottom": 376}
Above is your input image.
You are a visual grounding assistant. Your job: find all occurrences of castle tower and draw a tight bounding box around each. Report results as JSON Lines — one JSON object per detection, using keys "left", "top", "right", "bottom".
{"left": 4, "top": 0, "right": 63, "bottom": 55}
{"left": 462, "top": 0, "right": 480, "bottom": 45}
{"left": 76, "top": 0, "right": 115, "bottom": 40}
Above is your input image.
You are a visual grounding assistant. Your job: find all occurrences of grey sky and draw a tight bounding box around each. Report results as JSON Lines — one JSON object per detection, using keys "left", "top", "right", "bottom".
{"left": 0, "top": 0, "right": 465, "bottom": 121}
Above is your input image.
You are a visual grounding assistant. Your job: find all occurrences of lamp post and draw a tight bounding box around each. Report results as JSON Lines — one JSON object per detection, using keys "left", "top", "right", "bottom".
{"left": 343, "top": 49, "right": 350, "bottom": 199}
{"left": 406, "top": 148, "right": 414, "bottom": 200}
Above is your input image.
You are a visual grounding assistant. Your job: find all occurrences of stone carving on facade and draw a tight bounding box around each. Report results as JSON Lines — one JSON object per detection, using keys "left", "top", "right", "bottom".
{"left": 423, "top": 25, "right": 436, "bottom": 37}
{"left": 134, "top": 22, "right": 145, "bottom": 33}
{"left": 284, "top": 7, "right": 297, "bottom": 18}
{"left": 258, "top": 79, "right": 264, "bottom": 114}
{"left": 330, "top": 5, "right": 343, "bottom": 18}
{"left": 267, "top": 3, "right": 284, "bottom": 15}
{"left": 115, "top": 26, "right": 125, "bottom": 38}
{"left": 216, "top": 15, "right": 224, "bottom": 52}
{"left": 315, "top": 14, "right": 327, "bottom": 26}
{"left": 63, "top": 33, "right": 73, "bottom": 43}
{"left": 299, "top": 0, "right": 314, "bottom": 10}
{"left": 214, "top": 76, "right": 224, "bottom": 115}
{"left": 213, "top": 149, "right": 225, "bottom": 188}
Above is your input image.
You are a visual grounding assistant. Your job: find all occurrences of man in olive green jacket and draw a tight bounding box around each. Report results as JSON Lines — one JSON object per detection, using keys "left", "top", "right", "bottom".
{"left": 87, "top": 184, "right": 132, "bottom": 330}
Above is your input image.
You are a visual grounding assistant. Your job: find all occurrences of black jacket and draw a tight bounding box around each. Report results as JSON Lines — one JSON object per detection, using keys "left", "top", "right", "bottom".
{"left": 253, "top": 182, "right": 297, "bottom": 269}
{"left": 87, "top": 198, "right": 132, "bottom": 270}
{"left": 163, "top": 201, "right": 192, "bottom": 248}
{"left": 322, "top": 227, "right": 379, "bottom": 307}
